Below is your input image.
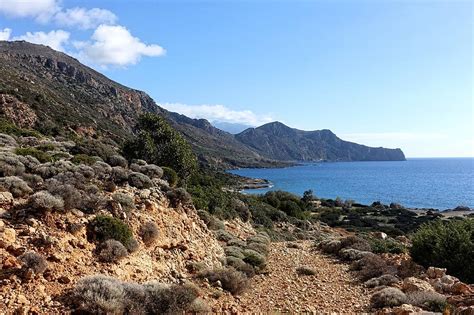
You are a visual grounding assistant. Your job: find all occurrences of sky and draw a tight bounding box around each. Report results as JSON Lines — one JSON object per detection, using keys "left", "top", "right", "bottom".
{"left": 0, "top": 0, "right": 472, "bottom": 157}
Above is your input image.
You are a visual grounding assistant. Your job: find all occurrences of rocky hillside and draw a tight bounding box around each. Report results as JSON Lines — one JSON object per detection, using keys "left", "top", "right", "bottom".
{"left": 0, "top": 41, "right": 405, "bottom": 168}
{"left": 236, "top": 122, "right": 406, "bottom": 162}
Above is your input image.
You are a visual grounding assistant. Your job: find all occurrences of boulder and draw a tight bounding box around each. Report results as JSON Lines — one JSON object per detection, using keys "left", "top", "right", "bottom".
{"left": 0, "top": 227, "right": 16, "bottom": 249}
{"left": 0, "top": 191, "right": 14, "bottom": 205}
{"left": 402, "top": 277, "right": 435, "bottom": 293}
{"left": 427, "top": 266, "right": 446, "bottom": 279}
{"left": 339, "top": 248, "right": 373, "bottom": 261}
{"left": 391, "top": 304, "right": 423, "bottom": 315}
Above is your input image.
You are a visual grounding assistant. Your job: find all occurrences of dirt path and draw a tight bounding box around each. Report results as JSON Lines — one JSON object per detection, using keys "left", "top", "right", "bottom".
{"left": 215, "top": 241, "right": 371, "bottom": 313}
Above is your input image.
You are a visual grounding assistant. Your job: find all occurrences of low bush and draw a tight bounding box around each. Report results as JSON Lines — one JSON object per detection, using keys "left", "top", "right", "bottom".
{"left": 198, "top": 268, "right": 248, "bottom": 295}
{"left": 71, "top": 154, "right": 98, "bottom": 166}
{"left": 0, "top": 133, "right": 17, "bottom": 147}
{"left": 162, "top": 166, "right": 178, "bottom": 187}
{"left": 406, "top": 291, "right": 447, "bottom": 312}
{"left": 140, "top": 221, "right": 160, "bottom": 245}
{"left": 144, "top": 282, "right": 200, "bottom": 314}
{"left": 108, "top": 155, "right": 128, "bottom": 168}
{"left": 242, "top": 249, "right": 266, "bottom": 270}
{"left": 98, "top": 239, "right": 128, "bottom": 262}
{"left": 197, "top": 210, "right": 224, "bottom": 230}
{"left": 370, "top": 287, "right": 407, "bottom": 308}
{"left": 224, "top": 246, "right": 245, "bottom": 259}
{"left": 215, "top": 229, "right": 233, "bottom": 242}
{"left": 87, "top": 215, "right": 134, "bottom": 249}
{"left": 296, "top": 266, "right": 317, "bottom": 276}
{"left": 364, "top": 274, "right": 399, "bottom": 288}
{"left": 352, "top": 254, "right": 390, "bottom": 281}
{"left": 15, "top": 147, "right": 52, "bottom": 163}
{"left": 0, "top": 176, "right": 33, "bottom": 197}
{"left": 246, "top": 242, "right": 269, "bottom": 255}
{"left": 29, "top": 190, "right": 64, "bottom": 211}
{"left": 128, "top": 172, "right": 153, "bottom": 189}
{"left": 112, "top": 192, "right": 136, "bottom": 212}
{"left": 340, "top": 235, "right": 371, "bottom": 252}
{"left": 47, "top": 183, "right": 81, "bottom": 210}
{"left": 140, "top": 164, "right": 163, "bottom": 179}
{"left": 410, "top": 219, "right": 474, "bottom": 283}
{"left": 369, "top": 238, "right": 407, "bottom": 254}
{"left": 0, "top": 154, "right": 25, "bottom": 176}
{"left": 19, "top": 251, "right": 48, "bottom": 274}
{"left": 225, "top": 256, "right": 255, "bottom": 276}
{"left": 227, "top": 238, "right": 246, "bottom": 248}
{"left": 111, "top": 166, "right": 129, "bottom": 184}
{"left": 166, "top": 188, "right": 192, "bottom": 207}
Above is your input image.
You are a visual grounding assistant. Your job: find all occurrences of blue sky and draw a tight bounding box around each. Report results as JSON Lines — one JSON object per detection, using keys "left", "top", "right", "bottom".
{"left": 0, "top": 0, "right": 472, "bottom": 157}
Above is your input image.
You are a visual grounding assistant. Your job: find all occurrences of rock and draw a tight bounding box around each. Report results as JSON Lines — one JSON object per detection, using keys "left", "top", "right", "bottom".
{"left": 2, "top": 255, "right": 21, "bottom": 269}
{"left": 451, "top": 282, "right": 473, "bottom": 295}
{"left": 427, "top": 267, "right": 446, "bottom": 279}
{"left": 373, "top": 232, "right": 387, "bottom": 240}
{"left": 391, "top": 304, "right": 423, "bottom": 315}
{"left": 57, "top": 276, "right": 71, "bottom": 284}
{"left": 0, "top": 228, "right": 16, "bottom": 249}
{"left": 339, "top": 248, "right": 373, "bottom": 261}
{"left": 0, "top": 191, "right": 14, "bottom": 205}
{"left": 0, "top": 219, "right": 4, "bottom": 231}
{"left": 457, "top": 306, "right": 474, "bottom": 315}
{"left": 402, "top": 277, "right": 435, "bottom": 293}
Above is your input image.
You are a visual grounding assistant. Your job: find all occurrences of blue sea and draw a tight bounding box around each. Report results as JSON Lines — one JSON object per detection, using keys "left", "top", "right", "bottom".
{"left": 228, "top": 158, "right": 474, "bottom": 210}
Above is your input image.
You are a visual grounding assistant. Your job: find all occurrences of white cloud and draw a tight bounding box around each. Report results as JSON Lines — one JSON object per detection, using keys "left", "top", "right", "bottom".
{"left": 13, "top": 30, "right": 70, "bottom": 52}
{"left": 0, "top": 28, "right": 11, "bottom": 40}
{"left": 74, "top": 24, "right": 165, "bottom": 67}
{"left": 53, "top": 7, "right": 117, "bottom": 30}
{"left": 0, "top": 0, "right": 59, "bottom": 22}
{"left": 160, "top": 103, "right": 274, "bottom": 126}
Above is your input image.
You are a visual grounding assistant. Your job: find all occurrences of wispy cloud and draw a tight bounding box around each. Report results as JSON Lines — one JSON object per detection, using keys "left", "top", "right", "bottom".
{"left": 160, "top": 103, "right": 274, "bottom": 126}
{"left": 13, "top": 29, "right": 70, "bottom": 51}
{"left": 0, "top": 28, "right": 11, "bottom": 40}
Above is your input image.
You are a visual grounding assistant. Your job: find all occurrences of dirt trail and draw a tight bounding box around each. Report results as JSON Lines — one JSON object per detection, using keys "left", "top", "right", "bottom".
{"left": 216, "top": 241, "right": 371, "bottom": 313}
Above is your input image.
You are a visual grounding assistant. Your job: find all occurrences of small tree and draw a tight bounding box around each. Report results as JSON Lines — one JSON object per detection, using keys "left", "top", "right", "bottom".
{"left": 123, "top": 114, "right": 197, "bottom": 184}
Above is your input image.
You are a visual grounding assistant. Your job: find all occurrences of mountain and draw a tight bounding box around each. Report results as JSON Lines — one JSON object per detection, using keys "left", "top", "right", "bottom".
{"left": 211, "top": 121, "right": 253, "bottom": 134}
{"left": 236, "top": 122, "right": 406, "bottom": 161}
{"left": 0, "top": 41, "right": 405, "bottom": 167}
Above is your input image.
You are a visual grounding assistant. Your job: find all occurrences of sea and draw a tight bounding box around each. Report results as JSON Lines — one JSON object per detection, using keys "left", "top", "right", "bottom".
{"left": 228, "top": 158, "right": 474, "bottom": 210}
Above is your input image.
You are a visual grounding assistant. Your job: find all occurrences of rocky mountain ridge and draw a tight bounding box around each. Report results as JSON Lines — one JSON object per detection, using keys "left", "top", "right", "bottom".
{"left": 0, "top": 41, "right": 405, "bottom": 168}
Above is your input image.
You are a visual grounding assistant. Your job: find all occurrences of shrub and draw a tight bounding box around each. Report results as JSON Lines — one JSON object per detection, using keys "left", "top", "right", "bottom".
{"left": 340, "top": 235, "right": 371, "bottom": 252}
{"left": 227, "top": 238, "right": 246, "bottom": 248}
{"left": 71, "top": 154, "right": 98, "bottom": 166}
{"left": 108, "top": 155, "right": 128, "bottom": 168}
{"left": 162, "top": 166, "right": 178, "bottom": 187}
{"left": 0, "top": 119, "right": 42, "bottom": 137}
{"left": 92, "top": 161, "right": 112, "bottom": 179}
{"left": 87, "top": 215, "right": 134, "bottom": 249}
{"left": 0, "top": 154, "right": 26, "bottom": 177}
{"left": 126, "top": 238, "right": 140, "bottom": 253}
{"left": 197, "top": 210, "right": 224, "bottom": 230}
{"left": 112, "top": 166, "right": 129, "bottom": 184}
{"left": 224, "top": 246, "right": 245, "bottom": 259}
{"left": 21, "top": 173, "right": 43, "bottom": 189}
{"left": 216, "top": 229, "right": 233, "bottom": 242}
{"left": 140, "top": 221, "right": 159, "bottom": 245}
{"left": 242, "top": 249, "right": 266, "bottom": 269}
{"left": 198, "top": 268, "right": 248, "bottom": 295}
{"left": 166, "top": 188, "right": 192, "bottom": 207}
{"left": 246, "top": 242, "right": 269, "bottom": 255}
{"left": 352, "top": 253, "right": 389, "bottom": 281}
{"left": 364, "top": 274, "right": 399, "bottom": 288}
{"left": 406, "top": 291, "right": 447, "bottom": 312}
{"left": 72, "top": 275, "right": 125, "bottom": 314}
{"left": 112, "top": 192, "right": 136, "bottom": 212}
{"left": 140, "top": 164, "right": 163, "bottom": 179}
{"left": 247, "top": 233, "right": 270, "bottom": 245}
{"left": 15, "top": 147, "right": 52, "bottom": 163}
{"left": 29, "top": 190, "right": 64, "bottom": 211}
{"left": 17, "top": 155, "right": 40, "bottom": 172}
{"left": 122, "top": 113, "right": 198, "bottom": 183}
{"left": 370, "top": 287, "right": 407, "bottom": 308}
{"left": 144, "top": 282, "right": 200, "bottom": 314}
{"left": 225, "top": 256, "right": 255, "bottom": 276}
{"left": 370, "top": 238, "right": 407, "bottom": 254}
{"left": 19, "top": 251, "right": 48, "bottom": 274}
{"left": 47, "top": 183, "right": 81, "bottom": 210}
{"left": 128, "top": 172, "right": 153, "bottom": 189}
{"left": 98, "top": 240, "right": 129, "bottom": 262}
{"left": 0, "top": 133, "right": 17, "bottom": 147}
{"left": 296, "top": 266, "right": 317, "bottom": 276}
{"left": 231, "top": 198, "right": 251, "bottom": 222}
{"left": 0, "top": 176, "right": 33, "bottom": 197}
{"left": 410, "top": 219, "right": 474, "bottom": 283}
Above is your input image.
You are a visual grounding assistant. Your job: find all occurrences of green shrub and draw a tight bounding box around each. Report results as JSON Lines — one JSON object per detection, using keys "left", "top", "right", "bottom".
{"left": 198, "top": 268, "right": 248, "bottom": 295}
{"left": 410, "top": 219, "right": 474, "bottom": 283}
{"left": 406, "top": 291, "right": 447, "bottom": 312}
{"left": 369, "top": 238, "right": 407, "bottom": 254}
{"left": 0, "top": 119, "right": 42, "bottom": 138}
{"left": 15, "top": 147, "right": 52, "bottom": 163}
{"left": 296, "top": 266, "right": 317, "bottom": 276}
{"left": 370, "top": 287, "right": 407, "bottom": 308}
{"left": 87, "top": 215, "right": 134, "bottom": 249}
{"left": 242, "top": 249, "right": 266, "bottom": 269}
{"left": 140, "top": 221, "right": 159, "bottom": 245}
{"left": 72, "top": 154, "right": 99, "bottom": 166}
{"left": 162, "top": 166, "right": 178, "bottom": 187}
{"left": 98, "top": 240, "right": 128, "bottom": 262}
{"left": 19, "top": 251, "right": 48, "bottom": 274}
{"left": 123, "top": 114, "right": 197, "bottom": 183}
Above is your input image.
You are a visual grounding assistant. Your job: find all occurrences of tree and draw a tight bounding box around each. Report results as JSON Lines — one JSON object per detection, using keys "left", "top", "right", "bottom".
{"left": 123, "top": 114, "right": 197, "bottom": 184}
{"left": 302, "top": 189, "right": 315, "bottom": 203}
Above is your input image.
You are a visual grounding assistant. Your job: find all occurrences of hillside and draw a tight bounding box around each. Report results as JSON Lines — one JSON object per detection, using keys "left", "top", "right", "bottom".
{"left": 236, "top": 122, "right": 406, "bottom": 162}
{"left": 0, "top": 41, "right": 405, "bottom": 168}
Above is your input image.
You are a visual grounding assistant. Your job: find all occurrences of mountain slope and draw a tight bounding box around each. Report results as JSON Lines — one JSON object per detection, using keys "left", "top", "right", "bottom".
{"left": 0, "top": 41, "right": 277, "bottom": 168}
{"left": 236, "top": 122, "right": 406, "bottom": 161}
{"left": 0, "top": 41, "right": 405, "bottom": 167}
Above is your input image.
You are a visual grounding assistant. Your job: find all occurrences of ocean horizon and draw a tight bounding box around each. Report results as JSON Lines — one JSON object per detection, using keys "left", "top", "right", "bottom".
{"left": 229, "top": 157, "right": 474, "bottom": 210}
